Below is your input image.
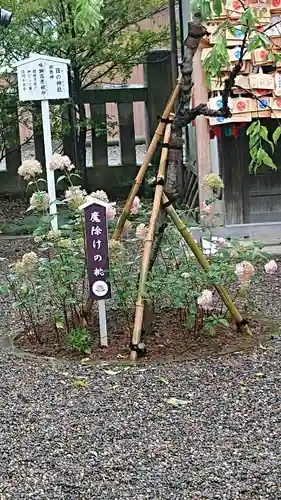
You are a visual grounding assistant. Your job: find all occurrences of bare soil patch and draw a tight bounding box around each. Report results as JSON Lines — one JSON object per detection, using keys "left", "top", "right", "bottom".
{"left": 13, "top": 309, "right": 276, "bottom": 362}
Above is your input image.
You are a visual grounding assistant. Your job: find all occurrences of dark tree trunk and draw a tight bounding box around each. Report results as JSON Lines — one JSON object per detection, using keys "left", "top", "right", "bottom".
{"left": 72, "top": 68, "right": 89, "bottom": 190}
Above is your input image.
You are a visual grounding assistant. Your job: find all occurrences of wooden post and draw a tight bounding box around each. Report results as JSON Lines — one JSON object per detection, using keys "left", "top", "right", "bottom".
{"left": 91, "top": 103, "right": 108, "bottom": 167}
{"left": 32, "top": 103, "right": 45, "bottom": 167}
{"left": 5, "top": 104, "right": 21, "bottom": 175}
{"left": 117, "top": 102, "right": 136, "bottom": 165}
{"left": 144, "top": 50, "right": 173, "bottom": 145}
{"left": 193, "top": 47, "right": 212, "bottom": 205}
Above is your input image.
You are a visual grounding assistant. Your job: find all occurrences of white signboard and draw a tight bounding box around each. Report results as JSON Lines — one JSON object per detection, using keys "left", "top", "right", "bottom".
{"left": 15, "top": 54, "right": 71, "bottom": 230}
{"left": 15, "top": 54, "right": 70, "bottom": 101}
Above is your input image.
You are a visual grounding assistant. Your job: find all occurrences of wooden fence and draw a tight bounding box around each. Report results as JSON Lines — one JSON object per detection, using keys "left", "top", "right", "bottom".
{"left": 0, "top": 50, "right": 174, "bottom": 198}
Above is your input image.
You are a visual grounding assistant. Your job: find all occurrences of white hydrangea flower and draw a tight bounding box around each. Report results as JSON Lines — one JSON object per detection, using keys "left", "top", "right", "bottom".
{"left": 49, "top": 153, "right": 75, "bottom": 171}
{"left": 88, "top": 190, "right": 109, "bottom": 203}
{"left": 65, "top": 185, "right": 87, "bottom": 210}
{"left": 197, "top": 289, "right": 213, "bottom": 310}
{"left": 29, "top": 191, "right": 49, "bottom": 212}
{"left": 18, "top": 159, "right": 42, "bottom": 180}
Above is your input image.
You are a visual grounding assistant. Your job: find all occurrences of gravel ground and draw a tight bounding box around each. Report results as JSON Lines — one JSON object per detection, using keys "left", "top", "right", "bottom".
{"left": 0, "top": 340, "right": 281, "bottom": 499}
{"left": 1, "top": 236, "right": 281, "bottom": 498}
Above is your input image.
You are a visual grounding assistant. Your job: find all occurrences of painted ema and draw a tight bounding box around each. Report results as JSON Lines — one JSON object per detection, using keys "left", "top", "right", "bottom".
{"left": 83, "top": 199, "right": 111, "bottom": 301}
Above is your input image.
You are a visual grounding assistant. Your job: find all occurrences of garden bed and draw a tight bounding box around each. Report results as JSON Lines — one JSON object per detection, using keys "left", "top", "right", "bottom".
{"left": 1, "top": 188, "right": 281, "bottom": 364}
{"left": 12, "top": 309, "right": 277, "bottom": 362}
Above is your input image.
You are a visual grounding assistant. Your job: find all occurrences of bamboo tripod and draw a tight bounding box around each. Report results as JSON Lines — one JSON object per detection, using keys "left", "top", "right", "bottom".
{"left": 112, "top": 92, "right": 251, "bottom": 359}
{"left": 83, "top": 77, "right": 252, "bottom": 356}
{"left": 84, "top": 77, "right": 183, "bottom": 317}
{"left": 129, "top": 126, "right": 252, "bottom": 360}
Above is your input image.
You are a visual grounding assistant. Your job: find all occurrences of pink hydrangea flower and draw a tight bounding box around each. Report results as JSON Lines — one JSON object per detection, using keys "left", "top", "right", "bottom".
{"left": 197, "top": 289, "right": 213, "bottom": 310}
{"left": 235, "top": 261, "right": 255, "bottom": 285}
{"left": 217, "top": 237, "right": 227, "bottom": 248}
{"left": 106, "top": 202, "right": 117, "bottom": 221}
{"left": 130, "top": 196, "right": 141, "bottom": 214}
{"left": 136, "top": 223, "right": 148, "bottom": 240}
{"left": 201, "top": 201, "right": 212, "bottom": 216}
{"left": 264, "top": 260, "right": 277, "bottom": 275}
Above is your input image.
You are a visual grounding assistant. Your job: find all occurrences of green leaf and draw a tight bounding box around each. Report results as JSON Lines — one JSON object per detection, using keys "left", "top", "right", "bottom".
{"left": 247, "top": 120, "right": 260, "bottom": 136}
{"left": 249, "top": 134, "right": 259, "bottom": 148}
{"left": 258, "top": 32, "right": 270, "bottom": 48}
{"left": 273, "top": 125, "right": 281, "bottom": 145}
{"left": 218, "top": 318, "right": 229, "bottom": 327}
{"left": 262, "top": 152, "right": 276, "bottom": 170}
{"left": 57, "top": 285, "right": 68, "bottom": 296}
{"left": 158, "top": 377, "right": 169, "bottom": 385}
{"left": 213, "top": 0, "right": 222, "bottom": 17}
{"left": 56, "top": 175, "right": 66, "bottom": 184}
{"left": 0, "top": 285, "right": 9, "bottom": 294}
{"left": 240, "top": 7, "right": 257, "bottom": 30}
{"left": 248, "top": 36, "right": 262, "bottom": 51}
{"left": 80, "top": 357, "right": 91, "bottom": 365}
{"left": 259, "top": 126, "right": 268, "bottom": 142}
{"left": 70, "top": 173, "right": 82, "bottom": 179}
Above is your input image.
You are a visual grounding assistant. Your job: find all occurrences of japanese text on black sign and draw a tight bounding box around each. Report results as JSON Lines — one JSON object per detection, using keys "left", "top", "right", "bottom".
{"left": 84, "top": 201, "right": 111, "bottom": 300}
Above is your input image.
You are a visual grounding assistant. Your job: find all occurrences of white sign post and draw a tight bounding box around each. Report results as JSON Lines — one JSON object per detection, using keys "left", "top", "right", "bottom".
{"left": 15, "top": 53, "right": 70, "bottom": 230}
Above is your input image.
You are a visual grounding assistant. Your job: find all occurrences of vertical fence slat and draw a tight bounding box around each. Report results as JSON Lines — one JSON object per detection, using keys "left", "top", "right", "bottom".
{"left": 91, "top": 104, "right": 108, "bottom": 166}
{"left": 143, "top": 50, "right": 173, "bottom": 142}
{"left": 5, "top": 105, "right": 21, "bottom": 174}
{"left": 62, "top": 102, "right": 78, "bottom": 166}
{"left": 117, "top": 102, "right": 136, "bottom": 165}
{"left": 32, "top": 103, "right": 45, "bottom": 167}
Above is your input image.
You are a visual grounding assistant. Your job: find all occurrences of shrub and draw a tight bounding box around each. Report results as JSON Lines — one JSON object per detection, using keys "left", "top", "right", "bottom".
{"left": 0, "top": 163, "right": 277, "bottom": 350}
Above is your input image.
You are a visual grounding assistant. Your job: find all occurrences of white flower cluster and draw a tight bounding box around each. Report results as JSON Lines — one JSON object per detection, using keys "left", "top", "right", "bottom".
{"left": 65, "top": 185, "right": 87, "bottom": 210}
{"left": 49, "top": 153, "right": 75, "bottom": 172}
{"left": 136, "top": 223, "right": 148, "bottom": 240}
{"left": 29, "top": 191, "right": 49, "bottom": 212}
{"left": 86, "top": 190, "right": 116, "bottom": 221}
{"left": 47, "top": 229, "right": 61, "bottom": 241}
{"left": 235, "top": 261, "right": 255, "bottom": 286}
{"left": 88, "top": 190, "right": 109, "bottom": 203}
{"left": 13, "top": 252, "right": 38, "bottom": 275}
{"left": 130, "top": 196, "right": 141, "bottom": 214}
{"left": 18, "top": 160, "right": 42, "bottom": 180}
{"left": 197, "top": 289, "right": 213, "bottom": 311}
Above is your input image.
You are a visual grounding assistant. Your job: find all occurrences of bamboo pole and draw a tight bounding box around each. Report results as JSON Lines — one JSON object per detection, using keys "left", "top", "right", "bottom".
{"left": 130, "top": 122, "right": 173, "bottom": 361}
{"left": 83, "top": 79, "right": 182, "bottom": 318}
{"left": 112, "top": 76, "right": 182, "bottom": 241}
{"left": 162, "top": 193, "right": 252, "bottom": 336}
